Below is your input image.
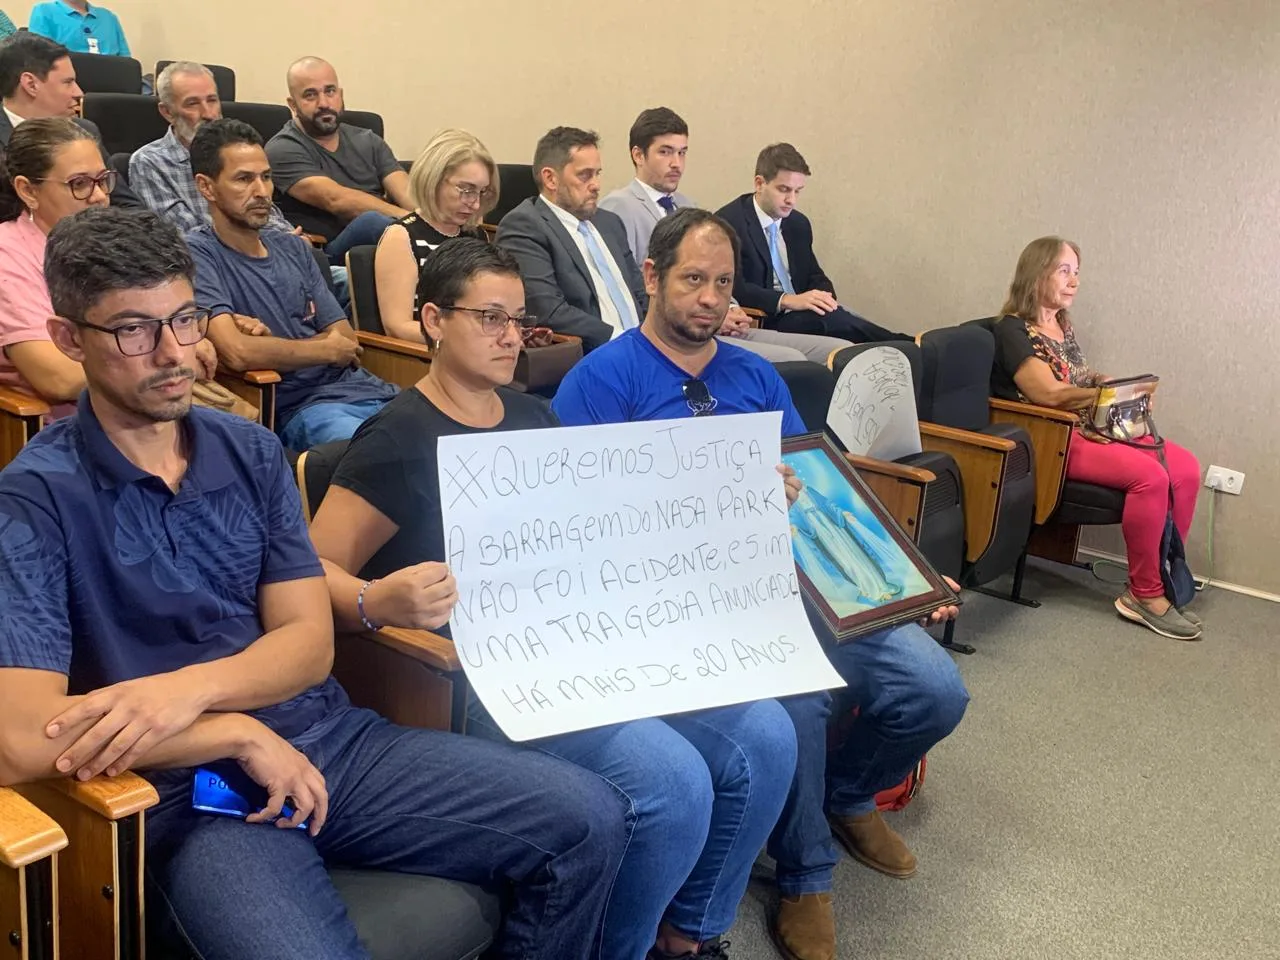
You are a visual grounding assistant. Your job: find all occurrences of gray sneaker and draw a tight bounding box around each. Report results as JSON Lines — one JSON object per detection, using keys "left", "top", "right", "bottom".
{"left": 1178, "top": 607, "right": 1203, "bottom": 628}
{"left": 1115, "top": 594, "right": 1202, "bottom": 640}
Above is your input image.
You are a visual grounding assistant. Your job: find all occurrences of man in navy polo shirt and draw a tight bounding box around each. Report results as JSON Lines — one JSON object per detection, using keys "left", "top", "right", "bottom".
{"left": 185, "top": 118, "right": 399, "bottom": 451}
{"left": 0, "top": 207, "right": 625, "bottom": 960}
{"left": 552, "top": 207, "right": 970, "bottom": 960}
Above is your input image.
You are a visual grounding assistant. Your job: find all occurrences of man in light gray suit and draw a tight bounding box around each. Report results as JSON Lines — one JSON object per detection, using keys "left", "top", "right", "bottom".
{"left": 600, "top": 107, "right": 846, "bottom": 365}
{"left": 495, "top": 126, "right": 648, "bottom": 352}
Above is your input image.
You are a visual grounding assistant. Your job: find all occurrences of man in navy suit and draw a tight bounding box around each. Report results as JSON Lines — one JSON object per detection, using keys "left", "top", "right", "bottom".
{"left": 715, "top": 143, "right": 903, "bottom": 343}
{"left": 495, "top": 126, "right": 648, "bottom": 352}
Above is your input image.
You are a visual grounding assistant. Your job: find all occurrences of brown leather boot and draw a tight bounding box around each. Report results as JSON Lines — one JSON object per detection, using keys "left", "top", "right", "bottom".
{"left": 829, "top": 810, "right": 917, "bottom": 877}
{"left": 769, "top": 892, "right": 835, "bottom": 960}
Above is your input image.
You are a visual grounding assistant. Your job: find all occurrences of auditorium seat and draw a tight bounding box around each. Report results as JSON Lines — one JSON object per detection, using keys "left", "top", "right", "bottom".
{"left": 0, "top": 787, "right": 65, "bottom": 960}
{"left": 485, "top": 163, "right": 538, "bottom": 229}
{"left": 79, "top": 93, "right": 169, "bottom": 157}
{"left": 108, "top": 151, "right": 131, "bottom": 185}
{"left": 155, "top": 60, "right": 235, "bottom": 101}
{"left": 341, "top": 109, "right": 384, "bottom": 139}
{"left": 69, "top": 53, "right": 142, "bottom": 94}
{"left": 221, "top": 101, "right": 291, "bottom": 144}
{"left": 0, "top": 386, "right": 48, "bottom": 470}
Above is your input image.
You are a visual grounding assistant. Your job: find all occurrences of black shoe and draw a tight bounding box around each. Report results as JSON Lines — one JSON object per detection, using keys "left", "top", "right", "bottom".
{"left": 646, "top": 940, "right": 731, "bottom": 960}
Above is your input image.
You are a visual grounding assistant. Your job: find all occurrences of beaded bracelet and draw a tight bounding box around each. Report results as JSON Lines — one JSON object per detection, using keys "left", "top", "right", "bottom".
{"left": 357, "top": 579, "right": 382, "bottom": 632}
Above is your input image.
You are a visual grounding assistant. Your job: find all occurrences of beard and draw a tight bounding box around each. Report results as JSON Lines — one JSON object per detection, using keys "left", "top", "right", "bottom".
{"left": 298, "top": 108, "right": 340, "bottom": 138}
{"left": 172, "top": 115, "right": 204, "bottom": 144}
{"left": 100, "top": 366, "right": 197, "bottom": 424}
{"left": 655, "top": 290, "right": 723, "bottom": 346}
{"left": 226, "top": 203, "right": 272, "bottom": 232}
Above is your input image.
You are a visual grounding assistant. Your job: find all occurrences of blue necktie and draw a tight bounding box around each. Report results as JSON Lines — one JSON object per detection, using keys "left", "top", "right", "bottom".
{"left": 578, "top": 221, "right": 636, "bottom": 330}
{"left": 657, "top": 195, "right": 677, "bottom": 216}
{"left": 768, "top": 220, "right": 796, "bottom": 295}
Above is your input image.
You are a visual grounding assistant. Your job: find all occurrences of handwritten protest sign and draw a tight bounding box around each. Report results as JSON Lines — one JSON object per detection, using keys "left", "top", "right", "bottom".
{"left": 827, "top": 347, "right": 922, "bottom": 461}
{"left": 437, "top": 412, "right": 844, "bottom": 741}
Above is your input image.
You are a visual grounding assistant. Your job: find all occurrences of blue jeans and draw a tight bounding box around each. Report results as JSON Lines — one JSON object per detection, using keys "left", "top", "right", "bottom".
{"left": 143, "top": 706, "right": 627, "bottom": 960}
{"left": 280, "top": 398, "right": 388, "bottom": 451}
{"left": 325, "top": 211, "right": 396, "bottom": 265}
{"left": 470, "top": 700, "right": 798, "bottom": 957}
{"left": 769, "top": 623, "right": 970, "bottom": 895}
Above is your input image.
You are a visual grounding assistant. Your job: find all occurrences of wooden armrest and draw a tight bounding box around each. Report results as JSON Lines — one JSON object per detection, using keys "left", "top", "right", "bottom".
{"left": 221, "top": 368, "right": 281, "bottom": 386}
{"left": 481, "top": 223, "right": 498, "bottom": 241}
{"left": 0, "top": 787, "right": 67, "bottom": 869}
{"left": 845, "top": 453, "right": 936, "bottom": 485}
{"left": 988, "top": 398, "right": 1075, "bottom": 523}
{"left": 741, "top": 307, "right": 765, "bottom": 319}
{"left": 919, "top": 421, "right": 1015, "bottom": 451}
{"left": 21, "top": 773, "right": 158, "bottom": 821}
{"left": 0, "top": 385, "right": 51, "bottom": 418}
{"left": 988, "top": 397, "right": 1078, "bottom": 423}
{"left": 356, "top": 331, "right": 432, "bottom": 359}
{"left": 918, "top": 423, "right": 1010, "bottom": 563}
{"left": 364, "top": 625, "right": 460, "bottom": 672}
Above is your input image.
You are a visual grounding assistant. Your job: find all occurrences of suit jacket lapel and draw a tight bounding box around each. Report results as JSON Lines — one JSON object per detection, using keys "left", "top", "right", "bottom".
{"left": 629, "top": 180, "right": 663, "bottom": 225}
{"left": 738, "top": 194, "right": 770, "bottom": 271}
{"left": 537, "top": 199, "right": 594, "bottom": 290}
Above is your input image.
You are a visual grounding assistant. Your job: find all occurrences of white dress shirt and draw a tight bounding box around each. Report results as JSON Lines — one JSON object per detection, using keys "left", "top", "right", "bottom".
{"left": 4, "top": 105, "right": 27, "bottom": 132}
{"left": 636, "top": 178, "right": 677, "bottom": 217}
{"left": 540, "top": 195, "right": 639, "bottom": 338}
{"left": 755, "top": 197, "right": 792, "bottom": 293}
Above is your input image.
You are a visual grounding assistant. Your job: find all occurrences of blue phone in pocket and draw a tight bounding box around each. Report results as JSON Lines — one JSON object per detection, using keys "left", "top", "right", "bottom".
{"left": 192, "top": 761, "right": 307, "bottom": 830}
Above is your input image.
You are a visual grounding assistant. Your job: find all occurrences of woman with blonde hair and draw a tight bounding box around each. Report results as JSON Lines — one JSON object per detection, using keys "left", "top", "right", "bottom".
{"left": 989, "top": 237, "right": 1202, "bottom": 640}
{"left": 373, "top": 128, "right": 499, "bottom": 341}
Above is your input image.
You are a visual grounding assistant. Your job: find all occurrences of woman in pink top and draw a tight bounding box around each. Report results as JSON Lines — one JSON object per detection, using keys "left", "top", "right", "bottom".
{"left": 0, "top": 118, "right": 217, "bottom": 419}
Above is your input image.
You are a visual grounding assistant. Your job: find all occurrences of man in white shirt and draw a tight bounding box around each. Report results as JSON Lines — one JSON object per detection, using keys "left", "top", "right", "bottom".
{"left": 495, "top": 126, "right": 648, "bottom": 352}
{"left": 601, "top": 107, "right": 849, "bottom": 364}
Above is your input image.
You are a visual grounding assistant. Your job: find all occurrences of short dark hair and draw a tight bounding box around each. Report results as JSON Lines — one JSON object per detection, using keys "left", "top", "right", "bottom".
{"left": 416, "top": 237, "right": 522, "bottom": 314}
{"left": 0, "top": 117, "right": 96, "bottom": 222}
{"left": 0, "top": 33, "right": 72, "bottom": 99}
{"left": 532, "top": 126, "right": 598, "bottom": 183}
{"left": 45, "top": 208, "right": 195, "bottom": 322}
{"left": 189, "top": 118, "right": 264, "bottom": 179}
{"left": 755, "top": 142, "right": 811, "bottom": 181}
{"left": 647, "top": 207, "right": 740, "bottom": 285}
{"left": 628, "top": 107, "right": 688, "bottom": 155}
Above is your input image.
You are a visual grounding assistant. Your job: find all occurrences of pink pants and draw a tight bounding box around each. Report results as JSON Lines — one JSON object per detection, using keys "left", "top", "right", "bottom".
{"left": 1066, "top": 433, "right": 1200, "bottom": 599}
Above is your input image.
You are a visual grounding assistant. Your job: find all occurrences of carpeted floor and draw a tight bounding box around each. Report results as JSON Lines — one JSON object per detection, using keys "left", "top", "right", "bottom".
{"left": 728, "top": 559, "right": 1280, "bottom": 959}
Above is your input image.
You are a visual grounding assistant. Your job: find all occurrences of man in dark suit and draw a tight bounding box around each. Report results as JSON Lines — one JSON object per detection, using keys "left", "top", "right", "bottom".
{"left": 496, "top": 126, "right": 647, "bottom": 351}
{"left": 716, "top": 143, "right": 903, "bottom": 343}
{"left": 0, "top": 32, "right": 141, "bottom": 208}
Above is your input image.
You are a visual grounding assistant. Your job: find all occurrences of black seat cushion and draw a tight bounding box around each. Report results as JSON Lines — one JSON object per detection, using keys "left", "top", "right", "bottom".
{"left": 774, "top": 361, "right": 834, "bottom": 432}
{"left": 917, "top": 325, "right": 996, "bottom": 429}
{"left": 489, "top": 164, "right": 538, "bottom": 225}
{"left": 80, "top": 93, "right": 170, "bottom": 157}
{"left": 341, "top": 110, "right": 385, "bottom": 139}
{"left": 222, "top": 101, "right": 292, "bottom": 145}
{"left": 1056, "top": 479, "right": 1126, "bottom": 525}
{"left": 70, "top": 53, "right": 142, "bottom": 94}
{"left": 330, "top": 869, "right": 502, "bottom": 960}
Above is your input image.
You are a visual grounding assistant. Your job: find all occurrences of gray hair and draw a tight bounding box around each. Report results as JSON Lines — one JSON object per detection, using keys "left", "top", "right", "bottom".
{"left": 156, "top": 60, "right": 215, "bottom": 107}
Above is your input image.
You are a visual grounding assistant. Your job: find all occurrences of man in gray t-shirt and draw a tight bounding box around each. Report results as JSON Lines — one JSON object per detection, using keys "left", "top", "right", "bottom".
{"left": 266, "top": 56, "right": 413, "bottom": 261}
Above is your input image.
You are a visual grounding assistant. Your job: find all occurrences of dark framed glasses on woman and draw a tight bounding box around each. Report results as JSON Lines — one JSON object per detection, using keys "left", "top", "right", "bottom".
{"left": 37, "top": 169, "right": 118, "bottom": 200}
{"left": 682, "top": 379, "right": 718, "bottom": 417}
{"left": 441, "top": 306, "right": 537, "bottom": 336}
{"left": 73, "top": 308, "right": 211, "bottom": 357}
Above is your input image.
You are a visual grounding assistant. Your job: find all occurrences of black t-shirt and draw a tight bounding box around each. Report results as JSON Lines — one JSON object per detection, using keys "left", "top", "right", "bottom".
{"left": 989, "top": 314, "right": 1038, "bottom": 401}
{"left": 330, "top": 385, "right": 557, "bottom": 602}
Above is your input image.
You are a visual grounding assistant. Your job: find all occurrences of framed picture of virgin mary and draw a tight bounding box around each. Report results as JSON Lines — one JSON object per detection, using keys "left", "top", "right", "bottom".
{"left": 782, "top": 432, "right": 958, "bottom": 642}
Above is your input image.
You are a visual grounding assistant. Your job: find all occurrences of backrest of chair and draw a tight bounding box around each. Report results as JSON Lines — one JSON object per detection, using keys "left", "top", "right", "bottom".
{"left": 346, "top": 246, "right": 385, "bottom": 335}
{"left": 296, "top": 440, "right": 351, "bottom": 520}
{"left": 774, "top": 361, "right": 836, "bottom": 433}
{"left": 155, "top": 60, "right": 236, "bottom": 101}
{"left": 829, "top": 342, "right": 924, "bottom": 406}
{"left": 70, "top": 53, "right": 142, "bottom": 94}
{"left": 917, "top": 325, "right": 996, "bottom": 429}
{"left": 488, "top": 163, "right": 537, "bottom": 225}
{"left": 109, "top": 151, "right": 131, "bottom": 185}
{"left": 310, "top": 245, "right": 337, "bottom": 297}
{"left": 963, "top": 316, "right": 999, "bottom": 335}
{"left": 80, "top": 93, "right": 169, "bottom": 157}
{"left": 221, "top": 101, "right": 292, "bottom": 144}
{"left": 342, "top": 110, "right": 384, "bottom": 139}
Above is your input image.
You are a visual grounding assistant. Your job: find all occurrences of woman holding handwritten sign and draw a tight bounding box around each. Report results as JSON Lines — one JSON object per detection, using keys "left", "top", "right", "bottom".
{"left": 310, "top": 238, "right": 799, "bottom": 960}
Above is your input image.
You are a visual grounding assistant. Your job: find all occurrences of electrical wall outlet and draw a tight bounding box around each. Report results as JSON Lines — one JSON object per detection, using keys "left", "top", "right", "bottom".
{"left": 1204, "top": 465, "right": 1245, "bottom": 496}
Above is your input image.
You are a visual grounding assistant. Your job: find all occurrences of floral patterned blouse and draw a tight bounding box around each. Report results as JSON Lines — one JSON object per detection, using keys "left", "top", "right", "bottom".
{"left": 991, "top": 314, "right": 1102, "bottom": 425}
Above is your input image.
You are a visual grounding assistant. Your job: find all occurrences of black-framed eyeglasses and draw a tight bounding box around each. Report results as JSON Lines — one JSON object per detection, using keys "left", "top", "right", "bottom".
{"left": 448, "top": 181, "right": 495, "bottom": 203}
{"left": 440, "top": 306, "right": 537, "bottom": 336}
{"left": 73, "top": 309, "right": 211, "bottom": 357}
{"left": 682, "top": 379, "right": 718, "bottom": 417}
{"left": 35, "top": 170, "right": 117, "bottom": 201}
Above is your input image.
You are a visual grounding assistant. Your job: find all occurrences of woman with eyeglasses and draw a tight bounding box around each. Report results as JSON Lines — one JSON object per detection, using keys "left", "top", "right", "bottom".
{"left": 0, "top": 118, "right": 219, "bottom": 419}
{"left": 374, "top": 128, "right": 499, "bottom": 342}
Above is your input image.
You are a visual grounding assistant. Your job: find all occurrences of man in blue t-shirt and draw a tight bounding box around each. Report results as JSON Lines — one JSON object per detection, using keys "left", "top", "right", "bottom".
{"left": 185, "top": 118, "right": 398, "bottom": 450}
{"left": 0, "top": 207, "right": 623, "bottom": 959}
{"left": 27, "top": 0, "right": 130, "bottom": 56}
{"left": 553, "top": 207, "right": 970, "bottom": 960}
